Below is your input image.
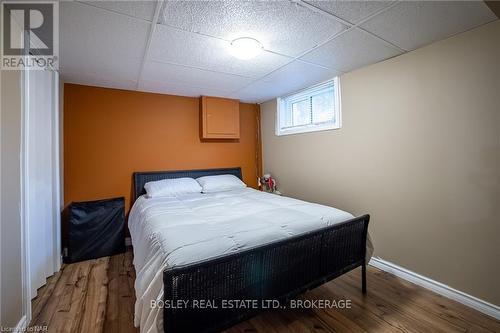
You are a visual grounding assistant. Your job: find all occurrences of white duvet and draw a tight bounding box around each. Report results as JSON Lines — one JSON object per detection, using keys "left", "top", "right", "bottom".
{"left": 128, "top": 188, "right": 373, "bottom": 333}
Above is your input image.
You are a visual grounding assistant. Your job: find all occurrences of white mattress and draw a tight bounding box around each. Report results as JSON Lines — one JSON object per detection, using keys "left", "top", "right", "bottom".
{"left": 129, "top": 187, "right": 373, "bottom": 333}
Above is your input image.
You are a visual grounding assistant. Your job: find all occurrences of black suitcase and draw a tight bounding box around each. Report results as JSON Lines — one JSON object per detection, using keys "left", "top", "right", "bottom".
{"left": 64, "top": 197, "right": 126, "bottom": 263}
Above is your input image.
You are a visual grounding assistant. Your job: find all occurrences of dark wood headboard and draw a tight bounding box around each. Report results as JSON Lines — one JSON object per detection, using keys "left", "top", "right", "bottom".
{"left": 132, "top": 167, "right": 242, "bottom": 201}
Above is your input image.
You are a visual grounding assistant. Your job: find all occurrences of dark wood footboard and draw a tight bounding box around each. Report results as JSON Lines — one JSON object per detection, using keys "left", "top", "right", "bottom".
{"left": 163, "top": 214, "right": 370, "bottom": 333}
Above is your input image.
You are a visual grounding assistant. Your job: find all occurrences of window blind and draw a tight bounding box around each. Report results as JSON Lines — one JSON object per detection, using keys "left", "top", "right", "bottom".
{"left": 276, "top": 78, "right": 341, "bottom": 136}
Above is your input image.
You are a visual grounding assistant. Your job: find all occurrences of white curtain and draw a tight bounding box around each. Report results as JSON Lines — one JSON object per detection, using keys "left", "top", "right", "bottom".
{"left": 24, "top": 69, "right": 61, "bottom": 299}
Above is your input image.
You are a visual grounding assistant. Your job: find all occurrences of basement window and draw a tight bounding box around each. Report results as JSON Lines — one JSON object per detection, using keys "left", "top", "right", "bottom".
{"left": 276, "top": 78, "right": 341, "bottom": 136}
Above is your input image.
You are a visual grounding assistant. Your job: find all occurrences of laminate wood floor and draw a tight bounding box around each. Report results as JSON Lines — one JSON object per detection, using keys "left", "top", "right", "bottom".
{"left": 29, "top": 249, "right": 500, "bottom": 333}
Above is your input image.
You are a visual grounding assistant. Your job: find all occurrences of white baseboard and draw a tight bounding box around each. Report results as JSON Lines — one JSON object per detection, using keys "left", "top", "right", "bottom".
{"left": 14, "top": 315, "right": 27, "bottom": 332}
{"left": 125, "top": 237, "right": 132, "bottom": 247}
{"left": 369, "top": 257, "right": 500, "bottom": 320}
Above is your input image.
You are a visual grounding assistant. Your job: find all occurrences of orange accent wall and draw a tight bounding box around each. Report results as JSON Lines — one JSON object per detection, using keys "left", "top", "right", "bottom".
{"left": 64, "top": 84, "right": 261, "bottom": 212}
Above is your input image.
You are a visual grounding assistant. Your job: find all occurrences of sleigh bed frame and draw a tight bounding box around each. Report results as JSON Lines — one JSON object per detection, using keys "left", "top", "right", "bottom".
{"left": 133, "top": 167, "right": 369, "bottom": 333}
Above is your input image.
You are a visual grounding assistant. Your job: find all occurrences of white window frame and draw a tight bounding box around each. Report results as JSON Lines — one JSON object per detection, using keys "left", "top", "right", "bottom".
{"left": 275, "top": 77, "right": 342, "bottom": 136}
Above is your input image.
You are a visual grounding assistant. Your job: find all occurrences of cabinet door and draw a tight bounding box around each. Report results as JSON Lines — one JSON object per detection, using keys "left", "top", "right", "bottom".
{"left": 201, "top": 96, "right": 240, "bottom": 139}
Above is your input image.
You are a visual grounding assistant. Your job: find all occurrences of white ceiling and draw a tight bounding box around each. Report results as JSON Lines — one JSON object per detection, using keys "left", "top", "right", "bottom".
{"left": 60, "top": 1, "right": 497, "bottom": 103}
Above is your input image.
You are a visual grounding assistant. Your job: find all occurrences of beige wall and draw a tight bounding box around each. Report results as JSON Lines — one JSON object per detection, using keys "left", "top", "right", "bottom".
{"left": 0, "top": 70, "right": 24, "bottom": 326}
{"left": 261, "top": 21, "right": 500, "bottom": 305}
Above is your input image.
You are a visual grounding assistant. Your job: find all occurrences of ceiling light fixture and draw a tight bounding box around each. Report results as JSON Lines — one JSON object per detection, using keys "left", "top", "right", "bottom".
{"left": 229, "top": 37, "right": 263, "bottom": 60}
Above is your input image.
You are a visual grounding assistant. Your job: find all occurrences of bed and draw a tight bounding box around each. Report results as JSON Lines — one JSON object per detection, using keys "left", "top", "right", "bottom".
{"left": 129, "top": 167, "right": 372, "bottom": 333}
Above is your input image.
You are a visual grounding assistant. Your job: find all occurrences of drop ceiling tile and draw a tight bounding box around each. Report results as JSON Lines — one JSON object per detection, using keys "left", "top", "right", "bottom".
{"left": 81, "top": 0, "right": 157, "bottom": 21}
{"left": 141, "top": 61, "right": 254, "bottom": 92}
{"left": 361, "top": 1, "right": 497, "bottom": 51}
{"left": 234, "top": 60, "right": 342, "bottom": 103}
{"left": 300, "top": 28, "right": 402, "bottom": 72}
{"left": 149, "top": 24, "right": 290, "bottom": 78}
{"left": 261, "top": 60, "right": 342, "bottom": 94}
{"left": 304, "top": 0, "right": 393, "bottom": 24}
{"left": 159, "top": 0, "right": 347, "bottom": 57}
{"left": 60, "top": 1, "right": 149, "bottom": 81}
{"left": 138, "top": 80, "right": 233, "bottom": 98}
{"left": 233, "top": 82, "right": 279, "bottom": 104}
{"left": 63, "top": 71, "right": 137, "bottom": 91}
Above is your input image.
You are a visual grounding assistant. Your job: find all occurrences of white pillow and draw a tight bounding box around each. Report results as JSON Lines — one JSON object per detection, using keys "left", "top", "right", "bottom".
{"left": 144, "top": 177, "right": 202, "bottom": 198}
{"left": 196, "top": 174, "right": 246, "bottom": 193}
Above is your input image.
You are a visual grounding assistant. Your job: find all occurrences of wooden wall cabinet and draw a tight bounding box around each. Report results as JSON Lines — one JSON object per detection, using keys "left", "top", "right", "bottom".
{"left": 201, "top": 96, "right": 240, "bottom": 139}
